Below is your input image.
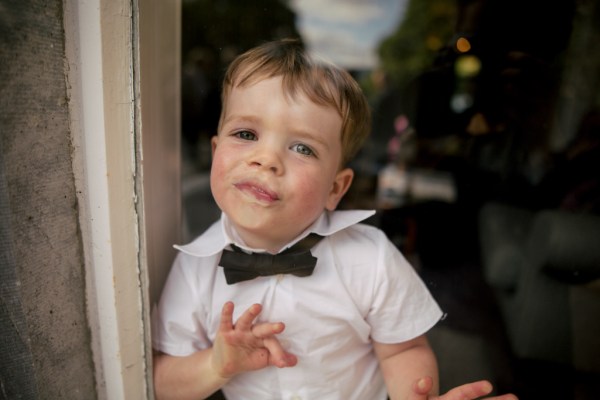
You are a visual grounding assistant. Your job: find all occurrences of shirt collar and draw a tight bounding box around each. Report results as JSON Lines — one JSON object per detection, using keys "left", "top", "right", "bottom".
{"left": 174, "top": 209, "right": 376, "bottom": 257}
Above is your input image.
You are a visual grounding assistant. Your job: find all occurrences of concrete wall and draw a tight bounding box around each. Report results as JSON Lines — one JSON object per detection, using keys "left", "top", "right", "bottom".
{"left": 0, "top": 1, "right": 96, "bottom": 398}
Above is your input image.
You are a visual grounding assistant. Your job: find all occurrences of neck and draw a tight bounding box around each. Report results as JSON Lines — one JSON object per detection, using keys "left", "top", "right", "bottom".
{"left": 222, "top": 212, "right": 321, "bottom": 254}
{"left": 232, "top": 227, "right": 293, "bottom": 254}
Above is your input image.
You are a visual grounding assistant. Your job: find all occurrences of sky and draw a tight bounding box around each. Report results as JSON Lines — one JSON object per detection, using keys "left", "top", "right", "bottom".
{"left": 289, "top": 0, "right": 408, "bottom": 70}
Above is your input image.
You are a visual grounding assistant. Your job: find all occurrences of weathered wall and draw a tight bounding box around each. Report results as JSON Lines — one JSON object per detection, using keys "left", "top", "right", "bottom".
{"left": 0, "top": 1, "right": 96, "bottom": 398}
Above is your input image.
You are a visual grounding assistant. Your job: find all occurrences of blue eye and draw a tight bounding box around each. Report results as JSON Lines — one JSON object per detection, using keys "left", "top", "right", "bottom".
{"left": 292, "top": 143, "right": 314, "bottom": 157}
{"left": 235, "top": 130, "right": 257, "bottom": 141}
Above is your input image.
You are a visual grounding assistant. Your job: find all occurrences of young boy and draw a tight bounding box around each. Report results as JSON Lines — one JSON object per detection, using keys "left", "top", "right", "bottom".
{"left": 152, "top": 39, "right": 517, "bottom": 400}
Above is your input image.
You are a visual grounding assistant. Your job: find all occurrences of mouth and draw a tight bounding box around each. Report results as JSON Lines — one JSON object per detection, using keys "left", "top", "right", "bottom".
{"left": 234, "top": 180, "right": 280, "bottom": 203}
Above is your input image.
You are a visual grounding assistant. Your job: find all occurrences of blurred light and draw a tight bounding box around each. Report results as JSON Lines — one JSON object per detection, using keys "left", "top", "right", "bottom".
{"left": 456, "top": 37, "right": 471, "bottom": 53}
{"left": 454, "top": 54, "right": 481, "bottom": 78}
{"left": 450, "top": 93, "right": 473, "bottom": 113}
{"left": 466, "top": 112, "right": 491, "bottom": 136}
{"left": 426, "top": 35, "right": 443, "bottom": 51}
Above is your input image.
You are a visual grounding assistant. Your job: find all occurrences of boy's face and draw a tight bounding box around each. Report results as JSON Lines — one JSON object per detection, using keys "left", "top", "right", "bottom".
{"left": 210, "top": 76, "right": 353, "bottom": 252}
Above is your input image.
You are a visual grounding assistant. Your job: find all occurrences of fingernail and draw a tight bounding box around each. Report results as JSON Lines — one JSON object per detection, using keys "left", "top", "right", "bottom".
{"left": 286, "top": 355, "right": 297, "bottom": 365}
{"left": 482, "top": 381, "right": 492, "bottom": 393}
{"left": 280, "top": 358, "right": 290, "bottom": 367}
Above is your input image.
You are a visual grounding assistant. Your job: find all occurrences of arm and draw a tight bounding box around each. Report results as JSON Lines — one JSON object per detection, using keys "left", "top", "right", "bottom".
{"left": 374, "top": 334, "right": 439, "bottom": 400}
{"left": 153, "top": 302, "right": 297, "bottom": 400}
{"left": 374, "top": 335, "right": 518, "bottom": 400}
{"left": 153, "top": 349, "right": 228, "bottom": 400}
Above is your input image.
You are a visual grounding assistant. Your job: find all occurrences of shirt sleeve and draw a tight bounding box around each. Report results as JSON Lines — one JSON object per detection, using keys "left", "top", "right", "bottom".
{"left": 366, "top": 232, "right": 443, "bottom": 344}
{"left": 152, "top": 252, "right": 212, "bottom": 356}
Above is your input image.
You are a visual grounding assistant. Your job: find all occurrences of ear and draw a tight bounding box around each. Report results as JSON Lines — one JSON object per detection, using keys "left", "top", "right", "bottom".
{"left": 325, "top": 168, "right": 354, "bottom": 211}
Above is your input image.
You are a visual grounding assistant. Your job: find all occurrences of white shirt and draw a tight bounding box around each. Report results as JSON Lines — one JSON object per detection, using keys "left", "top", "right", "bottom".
{"left": 153, "top": 210, "right": 443, "bottom": 400}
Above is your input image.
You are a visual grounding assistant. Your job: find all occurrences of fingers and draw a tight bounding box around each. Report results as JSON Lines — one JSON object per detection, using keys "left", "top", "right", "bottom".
{"left": 439, "top": 380, "right": 494, "bottom": 400}
{"left": 219, "top": 301, "right": 235, "bottom": 331}
{"left": 234, "top": 303, "right": 262, "bottom": 331}
{"left": 459, "top": 380, "right": 493, "bottom": 398}
{"left": 411, "top": 378, "right": 518, "bottom": 400}
{"left": 219, "top": 302, "right": 297, "bottom": 368}
{"left": 249, "top": 317, "right": 295, "bottom": 368}
{"left": 410, "top": 376, "right": 510, "bottom": 400}
{"left": 252, "top": 321, "right": 285, "bottom": 338}
{"left": 220, "top": 302, "right": 267, "bottom": 331}
{"left": 262, "top": 336, "right": 297, "bottom": 368}
{"left": 449, "top": 381, "right": 518, "bottom": 400}
{"left": 221, "top": 303, "right": 285, "bottom": 336}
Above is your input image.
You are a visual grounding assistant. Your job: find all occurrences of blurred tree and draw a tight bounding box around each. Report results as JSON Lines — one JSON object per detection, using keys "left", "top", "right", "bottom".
{"left": 180, "top": 0, "right": 302, "bottom": 170}
{"left": 377, "top": 0, "right": 457, "bottom": 90}
{"left": 182, "top": 0, "right": 302, "bottom": 67}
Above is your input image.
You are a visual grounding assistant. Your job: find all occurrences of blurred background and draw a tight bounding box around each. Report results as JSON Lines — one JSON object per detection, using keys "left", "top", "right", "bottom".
{"left": 179, "top": 0, "right": 600, "bottom": 398}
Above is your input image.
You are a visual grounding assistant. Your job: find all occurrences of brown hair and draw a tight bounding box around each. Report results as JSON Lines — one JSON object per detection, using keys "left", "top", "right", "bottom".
{"left": 220, "top": 38, "right": 371, "bottom": 168}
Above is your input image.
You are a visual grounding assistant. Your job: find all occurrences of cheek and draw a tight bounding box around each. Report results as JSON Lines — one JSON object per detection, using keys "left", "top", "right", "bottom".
{"left": 291, "top": 170, "right": 332, "bottom": 211}
{"left": 209, "top": 153, "right": 227, "bottom": 201}
{"left": 211, "top": 144, "right": 236, "bottom": 174}
{"left": 210, "top": 154, "right": 224, "bottom": 178}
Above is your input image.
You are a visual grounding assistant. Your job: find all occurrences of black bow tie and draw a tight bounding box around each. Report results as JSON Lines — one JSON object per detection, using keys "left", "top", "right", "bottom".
{"left": 218, "top": 234, "right": 323, "bottom": 284}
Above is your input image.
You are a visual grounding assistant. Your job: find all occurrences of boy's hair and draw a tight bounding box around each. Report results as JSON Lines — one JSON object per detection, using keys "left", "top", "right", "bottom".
{"left": 220, "top": 38, "right": 371, "bottom": 168}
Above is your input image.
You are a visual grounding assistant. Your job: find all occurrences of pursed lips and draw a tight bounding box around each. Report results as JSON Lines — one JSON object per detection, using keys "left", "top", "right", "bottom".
{"left": 234, "top": 180, "right": 280, "bottom": 203}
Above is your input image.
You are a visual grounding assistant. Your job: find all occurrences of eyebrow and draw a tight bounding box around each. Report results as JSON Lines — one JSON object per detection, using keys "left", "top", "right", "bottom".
{"left": 221, "top": 114, "right": 260, "bottom": 126}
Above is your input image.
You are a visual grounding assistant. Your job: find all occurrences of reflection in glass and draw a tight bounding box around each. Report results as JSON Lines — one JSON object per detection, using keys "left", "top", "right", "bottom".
{"left": 180, "top": 1, "right": 600, "bottom": 398}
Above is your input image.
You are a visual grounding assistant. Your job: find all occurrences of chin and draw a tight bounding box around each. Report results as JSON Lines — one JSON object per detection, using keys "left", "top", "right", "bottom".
{"left": 229, "top": 210, "right": 270, "bottom": 231}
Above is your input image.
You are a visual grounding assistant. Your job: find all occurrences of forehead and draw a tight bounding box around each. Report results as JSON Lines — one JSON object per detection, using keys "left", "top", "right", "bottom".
{"left": 225, "top": 76, "right": 341, "bottom": 123}
{"left": 225, "top": 62, "right": 344, "bottom": 113}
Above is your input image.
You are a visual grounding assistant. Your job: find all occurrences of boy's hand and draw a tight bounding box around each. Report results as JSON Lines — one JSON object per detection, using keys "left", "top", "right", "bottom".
{"left": 211, "top": 302, "right": 297, "bottom": 379}
{"left": 409, "top": 377, "right": 518, "bottom": 400}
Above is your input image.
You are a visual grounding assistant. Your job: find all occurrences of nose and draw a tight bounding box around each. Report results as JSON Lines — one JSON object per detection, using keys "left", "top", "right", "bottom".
{"left": 248, "top": 142, "right": 284, "bottom": 175}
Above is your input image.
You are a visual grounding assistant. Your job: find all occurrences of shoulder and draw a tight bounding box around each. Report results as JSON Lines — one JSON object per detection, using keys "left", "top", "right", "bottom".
{"left": 317, "top": 222, "right": 408, "bottom": 281}
{"left": 325, "top": 222, "right": 392, "bottom": 257}
{"left": 320, "top": 221, "right": 415, "bottom": 285}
